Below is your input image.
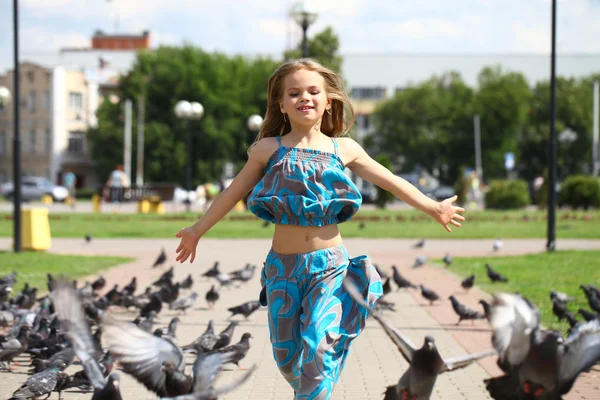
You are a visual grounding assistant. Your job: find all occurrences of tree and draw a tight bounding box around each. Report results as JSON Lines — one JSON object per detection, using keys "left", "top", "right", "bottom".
{"left": 474, "top": 66, "right": 531, "bottom": 179}
{"left": 367, "top": 72, "right": 475, "bottom": 184}
{"left": 89, "top": 45, "right": 278, "bottom": 187}
{"left": 284, "top": 26, "right": 343, "bottom": 72}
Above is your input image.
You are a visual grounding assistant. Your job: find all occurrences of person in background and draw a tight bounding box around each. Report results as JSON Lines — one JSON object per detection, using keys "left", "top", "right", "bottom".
{"left": 62, "top": 168, "right": 77, "bottom": 209}
{"left": 105, "top": 164, "right": 130, "bottom": 212}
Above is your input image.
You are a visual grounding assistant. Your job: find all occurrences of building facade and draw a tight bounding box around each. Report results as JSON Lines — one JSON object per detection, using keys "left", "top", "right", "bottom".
{"left": 0, "top": 62, "right": 99, "bottom": 188}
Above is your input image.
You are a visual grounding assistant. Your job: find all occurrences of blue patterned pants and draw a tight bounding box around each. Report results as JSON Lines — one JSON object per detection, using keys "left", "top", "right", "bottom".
{"left": 261, "top": 245, "right": 383, "bottom": 400}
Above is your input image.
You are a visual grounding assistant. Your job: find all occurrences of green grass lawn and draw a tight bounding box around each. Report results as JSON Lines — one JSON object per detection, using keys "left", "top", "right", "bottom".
{"left": 0, "top": 251, "right": 132, "bottom": 295}
{"left": 446, "top": 250, "right": 600, "bottom": 333}
{"left": 0, "top": 209, "right": 599, "bottom": 239}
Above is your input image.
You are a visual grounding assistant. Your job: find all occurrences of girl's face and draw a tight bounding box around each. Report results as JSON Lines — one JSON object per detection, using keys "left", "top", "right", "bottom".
{"left": 279, "top": 69, "right": 331, "bottom": 128}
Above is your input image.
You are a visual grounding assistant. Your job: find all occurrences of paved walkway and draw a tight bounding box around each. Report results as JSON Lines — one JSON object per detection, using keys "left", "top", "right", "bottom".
{"left": 1, "top": 238, "right": 599, "bottom": 399}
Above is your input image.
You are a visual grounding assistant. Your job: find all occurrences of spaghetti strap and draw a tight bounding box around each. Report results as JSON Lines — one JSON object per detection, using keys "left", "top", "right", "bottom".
{"left": 276, "top": 135, "right": 282, "bottom": 146}
{"left": 331, "top": 137, "right": 338, "bottom": 155}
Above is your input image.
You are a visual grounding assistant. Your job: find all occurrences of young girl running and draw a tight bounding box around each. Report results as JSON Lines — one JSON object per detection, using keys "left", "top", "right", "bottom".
{"left": 175, "top": 58, "right": 465, "bottom": 400}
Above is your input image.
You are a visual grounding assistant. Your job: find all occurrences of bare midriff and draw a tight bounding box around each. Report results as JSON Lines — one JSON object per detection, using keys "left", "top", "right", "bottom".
{"left": 272, "top": 224, "right": 343, "bottom": 255}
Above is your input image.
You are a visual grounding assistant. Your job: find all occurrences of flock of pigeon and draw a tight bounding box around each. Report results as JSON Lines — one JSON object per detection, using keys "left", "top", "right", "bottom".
{"left": 1, "top": 235, "right": 600, "bottom": 400}
{"left": 349, "top": 237, "right": 600, "bottom": 399}
{"left": 0, "top": 247, "right": 264, "bottom": 400}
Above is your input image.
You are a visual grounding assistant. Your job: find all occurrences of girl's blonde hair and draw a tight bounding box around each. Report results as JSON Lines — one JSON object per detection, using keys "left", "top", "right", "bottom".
{"left": 252, "top": 58, "right": 355, "bottom": 147}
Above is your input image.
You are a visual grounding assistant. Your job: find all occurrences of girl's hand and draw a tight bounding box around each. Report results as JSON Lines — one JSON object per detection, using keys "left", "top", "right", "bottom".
{"left": 432, "top": 195, "right": 466, "bottom": 232}
{"left": 175, "top": 227, "right": 201, "bottom": 263}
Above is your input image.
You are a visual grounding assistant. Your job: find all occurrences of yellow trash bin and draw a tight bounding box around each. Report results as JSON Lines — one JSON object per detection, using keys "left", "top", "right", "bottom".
{"left": 41, "top": 194, "right": 53, "bottom": 205}
{"left": 20, "top": 208, "right": 51, "bottom": 251}
{"left": 149, "top": 196, "right": 164, "bottom": 214}
{"left": 137, "top": 199, "right": 150, "bottom": 214}
{"left": 91, "top": 194, "right": 101, "bottom": 213}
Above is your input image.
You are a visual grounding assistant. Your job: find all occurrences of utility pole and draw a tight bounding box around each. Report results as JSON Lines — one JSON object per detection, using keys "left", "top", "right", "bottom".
{"left": 473, "top": 114, "right": 483, "bottom": 179}
{"left": 547, "top": 0, "right": 558, "bottom": 252}
{"left": 593, "top": 81, "right": 599, "bottom": 176}
{"left": 123, "top": 99, "right": 132, "bottom": 179}
{"left": 136, "top": 97, "right": 145, "bottom": 187}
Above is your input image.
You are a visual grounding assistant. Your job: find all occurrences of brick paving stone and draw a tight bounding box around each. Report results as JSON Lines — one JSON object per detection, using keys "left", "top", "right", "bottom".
{"left": 0, "top": 238, "right": 599, "bottom": 399}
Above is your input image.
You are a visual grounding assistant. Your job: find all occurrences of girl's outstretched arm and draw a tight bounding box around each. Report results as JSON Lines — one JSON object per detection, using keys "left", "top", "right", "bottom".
{"left": 342, "top": 138, "right": 465, "bottom": 232}
{"left": 175, "top": 138, "right": 276, "bottom": 263}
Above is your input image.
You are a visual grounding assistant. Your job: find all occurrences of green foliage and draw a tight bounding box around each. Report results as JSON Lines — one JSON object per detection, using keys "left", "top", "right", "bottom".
{"left": 284, "top": 26, "right": 343, "bottom": 72}
{"left": 75, "top": 188, "right": 97, "bottom": 199}
{"left": 89, "top": 46, "right": 278, "bottom": 186}
{"left": 559, "top": 175, "right": 600, "bottom": 210}
{"left": 484, "top": 179, "right": 530, "bottom": 209}
{"left": 373, "top": 155, "right": 395, "bottom": 209}
{"left": 453, "top": 167, "right": 470, "bottom": 206}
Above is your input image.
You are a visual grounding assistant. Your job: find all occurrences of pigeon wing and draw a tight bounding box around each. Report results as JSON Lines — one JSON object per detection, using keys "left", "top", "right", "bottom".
{"left": 343, "top": 277, "right": 416, "bottom": 363}
{"left": 489, "top": 293, "right": 539, "bottom": 369}
{"left": 50, "top": 280, "right": 105, "bottom": 391}
{"left": 101, "top": 315, "right": 184, "bottom": 396}
{"left": 157, "top": 364, "right": 257, "bottom": 400}
{"left": 558, "top": 319, "right": 600, "bottom": 394}
{"left": 440, "top": 348, "right": 497, "bottom": 373}
{"left": 191, "top": 352, "right": 236, "bottom": 392}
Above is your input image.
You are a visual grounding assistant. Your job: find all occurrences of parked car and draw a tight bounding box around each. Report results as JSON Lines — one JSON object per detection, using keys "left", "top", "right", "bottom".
{"left": 426, "top": 185, "right": 457, "bottom": 201}
{"left": 0, "top": 176, "right": 68, "bottom": 202}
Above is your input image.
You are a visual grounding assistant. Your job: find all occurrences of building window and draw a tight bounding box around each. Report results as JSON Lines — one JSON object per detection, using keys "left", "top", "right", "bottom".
{"left": 69, "top": 92, "right": 83, "bottom": 109}
{"left": 28, "top": 90, "right": 36, "bottom": 113}
{"left": 350, "top": 87, "right": 387, "bottom": 100}
{"left": 0, "top": 132, "right": 6, "bottom": 156}
{"left": 30, "top": 130, "right": 36, "bottom": 154}
{"left": 45, "top": 128, "right": 52, "bottom": 153}
{"left": 43, "top": 90, "right": 51, "bottom": 111}
{"left": 67, "top": 131, "right": 85, "bottom": 154}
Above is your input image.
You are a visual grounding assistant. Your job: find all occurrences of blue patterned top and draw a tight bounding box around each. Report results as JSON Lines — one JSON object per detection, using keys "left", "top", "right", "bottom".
{"left": 247, "top": 136, "right": 362, "bottom": 226}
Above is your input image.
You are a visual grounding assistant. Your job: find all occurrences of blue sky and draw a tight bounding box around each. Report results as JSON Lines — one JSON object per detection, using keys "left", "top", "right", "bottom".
{"left": 1, "top": 0, "right": 599, "bottom": 74}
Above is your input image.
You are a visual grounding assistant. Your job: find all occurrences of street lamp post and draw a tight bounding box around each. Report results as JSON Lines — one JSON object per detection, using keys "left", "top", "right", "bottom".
{"left": 174, "top": 100, "right": 204, "bottom": 212}
{"left": 10, "top": 0, "right": 22, "bottom": 253}
{"left": 247, "top": 114, "right": 263, "bottom": 146}
{"left": 291, "top": 1, "right": 318, "bottom": 58}
{"left": 547, "top": 0, "right": 557, "bottom": 252}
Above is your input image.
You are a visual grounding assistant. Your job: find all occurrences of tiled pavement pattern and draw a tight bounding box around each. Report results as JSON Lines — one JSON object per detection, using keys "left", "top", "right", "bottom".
{"left": 0, "top": 238, "right": 599, "bottom": 399}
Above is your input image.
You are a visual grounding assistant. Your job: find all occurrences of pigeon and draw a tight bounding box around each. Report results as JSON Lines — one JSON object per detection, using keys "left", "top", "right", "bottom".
{"left": 170, "top": 292, "right": 198, "bottom": 314}
{"left": 419, "top": 285, "right": 440, "bottom": 305}
{"left": 262, "top": 220, "right": 270, "bottom": 228}
{"left": 549, "top": 290, "right": 575, "bottom": 304}
{"left": 91, "top": 276, "right": 106, "bottom": 293}
{"left": 448, "top": 296, "right": 485, "bottom": 325}
{"left": 201, "top": 262, "right": 220, "bottom": 278}
{"left": 214, "top": 321, "right": 239, "bottom": 350}
{"left": 231, "top": 264, "right": 256, "bottom": 283}
{"left": 0, "top": 325, "right": 31, "bottom": 370}
{"left": 412, "top": 238, "right": 426, "bottom": 249}
{"left": 392, "top": 266, "right": 416, "bottom": 290}
{"left": 411, "top": 255, "right": 428, "bottom": 269}
{"left": 153, "top": 267, "right": 175, "bottom": 287}
{"left": 492, "top": 237, "right": 503, "bottom": 252}
{"left": 154, "top": 317, "right": 181, "bottom": 344}
{"left": 485, "top": 293, "right": 600, "bottom": 400}
{"left": 552, "top": 299, "right": 570, "bottom": 322}
{"left": 85, "top": 233, "right": 92, "bottom": 243}
{"left": 485, "top": 263, "right": 508, "bottom": 283}
{"left": 382, "top": 277, "right": 392, "bottom": 296}
{"left": 140, "top": 293, "right": 162, "bottom": 318}
{"left": 121, "top": 277, "right": 137, "bottom": 296}
{"left": 578, "top": 308, "right": 599, "bottom": 322}
{"left": 153, "top": 248, "right": 168, "bottom": 268}
{"left": 358, "top": 221, "right": 365, "bottom": 229}
{"left": 461, "top": 275, "right": 475, "bottom": 292}
{"left": 208, "top": 333, "right": 252, "bottom": 369}
{"left": 228, "top": 300, "right": 261, "bottom": 320}
{"left": 0, "top": 271, "right": 17, "bottom": 286}
{"left": 343, "top": 277, "right": 496, "bottom": 400}
{"left": 479, "top": 300, "right": 491, "bottom": 321}
{"left": 10, "top": 360, "right": 66, "bottom": 399}
{"left": 180, "top": 274, "right": 194, "bottom": 290}
{"left": 443, "top": 252, "right": 452, "bottom": 267}
{"left": 182, "top": 320, "right": 218, "bottom": 354}
{"left": 205, "top": 286, "right": 219, "bottom": 309}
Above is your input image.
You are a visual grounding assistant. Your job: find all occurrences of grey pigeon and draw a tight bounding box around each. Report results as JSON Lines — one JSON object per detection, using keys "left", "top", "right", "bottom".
{"left": 443, "top": 252, "right": 452, "bottom": 267}
{"left": 412, "top": 238, "right": 426, "bottom": 249}
{"left": 419, "top": 285, "right": 440, "bottom": 305}
{"left": 214, "top": 321, "right": 239, "bottom": 350}
{"left": 485, "top": 263, "right": 508, "bottom": 283}
{"left": 461, "top": 274, "right": 475, "bottom": 292}
{"left": 205, "top": 286, "right": 219, "bottom": 309}
{"left": 550, "top": 290, "right": 575, "bottom": 304}
{"left": 411, "top": 255, "right": 428, "bottom": 269}
{"left": 448, "top": 296, "right": 485, "bottom": 325}
{"left": 485, "top": 292, "right": 600, "bottom": 399}
{"left": 344, "top": 277, "right": 495, "bottom": 400}
{"left": 153, "top": 248, "right": 167, "bottom": 268}
{"left": 170, "top": 292, "right": 198, "bottom": 314}
{"left": 10, "top": 360, "right": 66, "bottom": 399}
{"left": 182, "top": 320, "right": 218, "bottom": 354}
{"left": 493, "top": 238, "right": 503, "bottom": 251}
{"left": 392, "top": 266, "right": 416, "bottom": 290}
{"left": 228, "top": 300, "right": 261, "bottom": 320}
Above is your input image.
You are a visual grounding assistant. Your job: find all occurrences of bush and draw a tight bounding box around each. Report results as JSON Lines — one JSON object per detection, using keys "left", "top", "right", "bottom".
{"left": 75, "top": 188, "right": 98, "bottom": 199}
{"left": 559, "top": 175, "right": 600, "bottom": 210}
{"left": 484, "top": 179, "right": 530, "bottom": 209}
{"left": 374, "top": 155, "right": 395, "bottom": 209}
{"left": 454, "top": 166, "right": 470, "bottom": 206}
